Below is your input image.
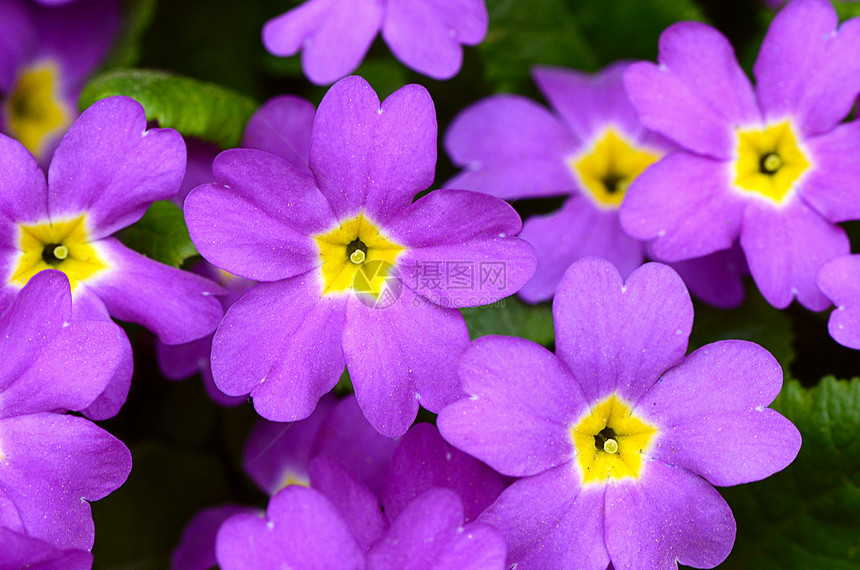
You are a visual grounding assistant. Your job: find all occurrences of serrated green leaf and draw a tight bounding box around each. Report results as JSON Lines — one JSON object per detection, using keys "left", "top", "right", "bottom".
{"left": 718, "top": 377, "right": 860, "bottom": 569}
{"left": 689, "top": 288, "right": 795, "bottom": 373}
{"left": 119, "top": 200, "right": 198, "bottom": 268}
{"left": 461, "top": 296, "right": 554, "bottom": 346}
{"left": 79, "top": 69, "right": 257, "bottom": 148}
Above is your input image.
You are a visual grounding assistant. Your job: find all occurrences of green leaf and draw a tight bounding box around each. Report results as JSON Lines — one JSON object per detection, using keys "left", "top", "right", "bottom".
{"left": 689, "top": 288, "right": 795, "bottom": 374}
{"left": 119, "top": 200, "right": 198, "bottom": 268}
{"left": 79, "top": 68, "right": 257, "bottom": 148}
{"left": 461, "top": 296, "right": 554, "bottom": 346}
{"left": 718, "top": 377, "right": 860, "bottom": 569}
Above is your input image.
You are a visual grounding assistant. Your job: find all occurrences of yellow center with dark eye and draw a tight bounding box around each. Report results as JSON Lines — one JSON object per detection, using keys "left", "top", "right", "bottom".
{"left": 4, "top": 62, "right": 73, "bottom": 158}
{"left": 733, "top": 121, "right": 810, "bottom": 204}
{"left": 568, "top": 129, "right": 662, "bottom": 208}
{"left": 313, "top": 213, "right": 404, "bottom": 298}
{"left": 11, "top": 215, "right": 109, "bottom": 291}
{"left": 570, "top": 393, "right": 657, "bottom": 484}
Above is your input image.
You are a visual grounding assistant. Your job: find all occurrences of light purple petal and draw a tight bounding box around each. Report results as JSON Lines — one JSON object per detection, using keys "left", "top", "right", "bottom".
{"left": 343, "top": 285, "right": 469, "bottom": 437}
{"left": 661, "top": 244, "right": 748, "bottom": 309}
{"left": 383, "top": 0, "right": 487, "bottom": 79}
{"left": 638, "top": 340, "right": 801, "bottom": 486}
{"left": 437, "top": 335, "right": 586, "bottom": 477}
{"left": 0, "top": 528, "right": 92, "bottom": 570}
{"left": 0, "top": 133, "right": 50, "bottom": 224}
{"left": 624, "top": 61, "right": 738, "bottom": 160}
{"left": 818, "top": 255, "right": 860, "bottom": 349}
{"left": 156, "top": 334, "right": 210, "bottom": 380}
{"left": 740, "top": 197, "right": 848, "bottom": 310}
{"left": 312, "top": 395, "right": 400, "bottom": 497}
{"left": 604, "top": 462, "right": 736, "bottom": 569}
{"left": 0, "top": 412, "right": 131, "bottom": 550}
{"left": 309, "top": 456, "right": 388, "bottom": 550}
{"left": 533, "top": 62, "right": 646, "bottom": 142}
{"left": 47, "top": 96, "right": 186, "bottom": 238}
{"left": 444, "top": 94, "right": 576, "bottom": 200}
{"left": 366, "top": 488, "right": 506, "bottom": 570}
{"left": 620, "top": 152, "right": 744, "bottom": 261}
{"left": 173, "top": 137, "right": 218, "bottom": 206}
{"left": 0, "top": 270, "right": 70, "bottom": 393}
{"left": 170, "top": 504, "right": 261, "bottom": 570}
{"left": 0, "top": 319, "right": 126, "bottom": 418}
{"left": 31, "top": 0, "right": 120, "bottom": 91}
{"left": 387, "top": 189, "right": 535, "bottom": 308}
{"left": 801, "top": 121, "right": 860, "bottom": 223}
{"left": 84, "top": 238, "right": 224, "bottom": 344}
{"left": 554, "top": 259, "right": 693, "bottom": 404}
{"left": 382, "top": 422, "right": 504, "bottom": 524}
{"left": 243, "top": 395, "right": 336, "bottom": 495}
{"left": 755, "top": 0, "right": 860, "bottom": 136}
{"left": 478, "top": 464, "right": 610, "bottom": 570}
{"left": 310, "top": 77, "right": 437, "bottom": 224}
{"left": 242, "top": 95, "right": 315, "bottom": 174}
{"left": 216, "top": 486, "right": 364, "bottom": 570}
{"left": 263, "top": 0, "right": 382, "bottom": 85}
{"left": 0, "top": 0, "right": 33, "bottom": 92}
{"left": 519, "top": 196, "right": 644, "bottom": 303}
{"left": 211, "top": 275, "right": 346, "bottom": 422}
{"left": 184, "top": 149, "right": 333, "bottom": 282}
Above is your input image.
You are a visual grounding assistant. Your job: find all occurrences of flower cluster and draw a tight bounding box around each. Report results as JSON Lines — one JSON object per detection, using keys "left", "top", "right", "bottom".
{"left": 10, "top": 0, "right": 860, "bottom": 568}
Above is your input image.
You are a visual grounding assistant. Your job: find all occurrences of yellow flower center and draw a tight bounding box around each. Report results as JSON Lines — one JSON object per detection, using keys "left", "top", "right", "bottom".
{"left": 570, "top": 393, "right": 657, "bottom": 485}
{"left": 4, "top": 61, "right": 73, "bottom": 159}
{"left": 10, "top": 215, "right": 109, "bottom": 291}
{"left": 568, "top": 128, "right": 662, "bottom": 208}
{"left": 312, "top": 213, "right": 404, "bottom": 298}
{"left": 733, "top": 121, "right": 810, "bottom": 204}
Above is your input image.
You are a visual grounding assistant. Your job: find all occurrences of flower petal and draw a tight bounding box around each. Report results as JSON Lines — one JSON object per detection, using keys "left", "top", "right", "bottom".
{"left": 263, "top": 0, "right": 382, "bottom": 85}
{"left": 620, "top": 152, "right": 744, "bottom": 261}
{"left": 553, "top": 259, "right": 693, "bottom": 404}
{"left": 343, "top": 285, "right": 469, "bottom": 437}
{"left": 211, "top": 275, "right": 346, "bottom": 422}
{"left": 0, "top": 528, "right": 92, "bottom": 570}
{"left": 242, "top": 95, "right": 315, "bottom": 174}
{"left": 801, "top": 122, "right": 860, "bottom": 223}
{"left": 0, "top": 133, "right": 49, "bottom": 224}
{"left": 518, "top": 196, "right": 644, "bottom": 303}
{"left": 605, "top": 461, "right": 736, "bottom": 569}
{"left": 47, "top": 96, "right": 186, "bottom": 238}
{"left": 740, "top": 197, "right": 848, "bottom": 310}
{"left": 184, "top": 149, "right": 332, "bottom": 282}
{"left": 638, "top": 340, "right": 801, "bottom": 486}
{"left": 388, "top": 189, "right": 535, "bottom": 308}
{"left": 660, "top": 245, "right": 748, "bottom": 309}
{"left": 0, "top": 413, "right": 131, "bottom": 550}
{"left": 171, "top": 504, "right": 261, "bottom": 570}
{"left": 437, "top": 336, "right": 586, "bottom": 477}
{"left": 310, "top": 77, "right": 436, "bottom": 224}
{"left": 755, "top": 0, "right": 860, "bottom": 136}
{"left": 85, "top": 238, "right": 224, "bottom": 344}
{"left": 444, "top": 94, "right": 575, "bottom": 200}
{"left": 478, "top": 464, "right": 610, "bottom": 570}
{"left": 0, "top": 0, "right": 33, "bottom": 92}
{"left": 817, "top": 255, "right": 860, "bottom": 349}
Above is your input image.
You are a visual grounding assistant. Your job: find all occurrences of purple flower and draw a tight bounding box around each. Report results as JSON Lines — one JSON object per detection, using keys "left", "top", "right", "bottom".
{"left": 184, "top": 75, "right": 535, "bottom": 437}
{"left": 620, "top": 0, "right": 860, "bottom": 310}
{"left": 0, "top": 0, "right": 119, "bottom": 163}
{"left": 445, "top": 63, "right": 672, "bottom": 303}
{"left": 1, "top": 528, "right": 92, "bottom": 570}
{"left": 0, "top": 270, "right": 132, "bottom": 551}
{"left": 215, "top": 464, "right": 506, "bottom": 570}
{"left": 262, "top": 0, "right": 488, "bottom": 85}
{"left": 437, "top": 258, "right": 801, "bottom": 569}
{"left": 0, "top": 95, "right": 224, "bottom": 417}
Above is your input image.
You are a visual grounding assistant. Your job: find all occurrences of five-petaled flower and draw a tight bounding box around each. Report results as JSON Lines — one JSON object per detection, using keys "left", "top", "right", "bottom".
{"left": 620, "top": 0, "right": 860, "bottom": 310}
{"left": 438, "top": 258, "right": 801, "bottom": 570}
{"left": 184, "top": 75, "right": 536, "bottom": 437}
